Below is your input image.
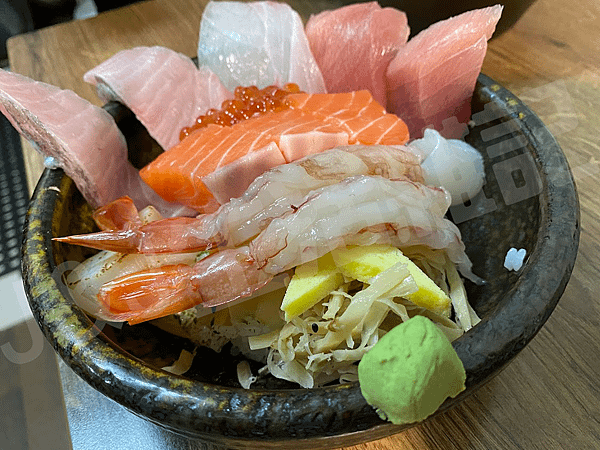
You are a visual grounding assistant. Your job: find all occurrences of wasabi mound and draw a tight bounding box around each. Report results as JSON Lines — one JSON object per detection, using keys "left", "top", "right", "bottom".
{"left": 358, "top": 315, "right": 466, "bottom": 424}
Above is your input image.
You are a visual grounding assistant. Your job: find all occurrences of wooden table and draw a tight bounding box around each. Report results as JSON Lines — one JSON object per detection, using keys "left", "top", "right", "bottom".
{"left": 7, "top": 0, "right": 600, "bottom": 448}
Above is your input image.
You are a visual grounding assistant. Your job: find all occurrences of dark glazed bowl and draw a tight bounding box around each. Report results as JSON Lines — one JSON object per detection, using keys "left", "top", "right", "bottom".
{"left": 21, "top": 74, "right": 579, "bottom": 449}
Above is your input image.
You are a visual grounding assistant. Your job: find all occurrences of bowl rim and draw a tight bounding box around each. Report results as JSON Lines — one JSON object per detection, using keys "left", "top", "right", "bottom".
{"left": 21, "top": 74, "right": 580, "bottom": 447}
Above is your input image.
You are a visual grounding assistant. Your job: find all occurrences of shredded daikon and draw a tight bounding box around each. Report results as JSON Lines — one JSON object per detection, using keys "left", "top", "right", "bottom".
{"left": 243, "top": 262, "right": 421, "bottom": 388}
{"left": 241, "top": 249, "right": 478, "bottom": 388}
{"left": 446, "top": 257, "right": 481, "bottom": 330}
{"left": 161, "top": 348, "right": 196, "bottom": 375}
{"left": 236, "top": 360, "right": 257, "bottom": 389}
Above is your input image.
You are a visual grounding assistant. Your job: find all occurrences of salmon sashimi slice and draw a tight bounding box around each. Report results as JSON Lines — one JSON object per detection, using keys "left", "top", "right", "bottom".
{"left": 84, "top": 46, "right": 231, "bottom": 151}
{"left": 287, "top": 90, "right": 410, "bottom": 145}
{"left": 140, "top": 109, "right": 344, "bottom": 210}
{"left": 386, "top": 5, "right": 503, "bottom": 139}
{"left": 140, "top": 91, "right": 409, "bottom": 212}
{"left": 305, "top": 1, "right": 409, "bottom": 106}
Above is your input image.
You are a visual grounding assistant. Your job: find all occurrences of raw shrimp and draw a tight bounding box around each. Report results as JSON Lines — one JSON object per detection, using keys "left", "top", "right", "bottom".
{"left": 95, "top": 176, "right": 477, "bottom": 324}
{"left": 66, "top": 204, "right": 197, "bottom": 321}
{"left": 55, "top": 145, "right": 424, "bottom": 253}
{"left": 92, "top": 196, "right": 143, "bottom": 231}
{"left": 92, "top": 197, "right": 165, "bottom": 231}
{"left": 249, "top": 175, "right": 475, "bottom": 279}
{"left": 68, "top": 250, "right": 199, "bottom": 321}
{"left": 98, "top": 247, "right": 270, "bottom": 324}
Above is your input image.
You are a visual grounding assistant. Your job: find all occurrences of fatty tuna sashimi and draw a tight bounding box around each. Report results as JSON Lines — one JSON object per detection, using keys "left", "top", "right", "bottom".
{"left": 140, "top": 91, "right": 409, "bottom": 212}
{"left": 305, "top": 2, "right": 409, "bottom": 106}
{"left": 0, "top": 69, "right": 190, "bottom": 216}
{"left": 83, "top": 46, "right": 231, "bottom": 151}
{"left": 386, "top": 5, "right": 502, "bottom": 139}
{"left": 197, "top": 1, "right": 326, "bottom": 94}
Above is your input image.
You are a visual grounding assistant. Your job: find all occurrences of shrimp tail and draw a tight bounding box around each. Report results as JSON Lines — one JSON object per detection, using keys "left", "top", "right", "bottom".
{"left": 92, "top": 196, "right": 142, "bottom": 231}
{"left": 98, "top": 264, "right": 201, "bottom": 325}
{"left": 96, "top": 247, "right": 273, "bottom": 324}
{"left": 54, "top": 217, "right": 225, "bottom": 254}
{"left": 55, "top": 229, "right": 149, "bottom": 253}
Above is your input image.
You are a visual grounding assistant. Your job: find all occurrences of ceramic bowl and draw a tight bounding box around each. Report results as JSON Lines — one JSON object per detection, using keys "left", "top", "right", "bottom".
{"left": 21, "top": 74, "right": 579, "bottom": 449}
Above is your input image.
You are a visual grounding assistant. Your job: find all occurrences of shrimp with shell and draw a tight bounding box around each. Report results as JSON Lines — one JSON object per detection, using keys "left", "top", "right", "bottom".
{"left": 93, "top": 175, "right": 478, "bottom": 325}
{"left": 55, "top": 145, "right": 424, "bottom": 254}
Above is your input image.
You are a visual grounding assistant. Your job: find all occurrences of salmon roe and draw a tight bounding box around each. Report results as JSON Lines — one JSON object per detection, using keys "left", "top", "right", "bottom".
{"left": 179, "top": 83, "right": 303, "bottom": 141}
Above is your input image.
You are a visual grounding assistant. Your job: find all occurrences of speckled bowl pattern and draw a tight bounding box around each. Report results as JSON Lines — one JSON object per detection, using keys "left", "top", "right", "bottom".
{"left": 21, "top": 74, "right": 579, "bottom": 449}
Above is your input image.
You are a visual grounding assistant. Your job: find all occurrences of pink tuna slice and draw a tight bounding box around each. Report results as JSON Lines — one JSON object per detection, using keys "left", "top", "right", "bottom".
{"left": 83, "top": 46, "right": 231, "bottom": 151}
{"left": 0, "top": 69, "right": 191, "bottom": 216}
{"left": 305, "top": 1, "right": 409, "bottom": 106}
{"left": 386, "top": 5, "right": 503, "bottom": 139}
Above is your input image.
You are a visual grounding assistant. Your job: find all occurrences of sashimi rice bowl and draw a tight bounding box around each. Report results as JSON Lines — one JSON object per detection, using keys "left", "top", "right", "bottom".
{"left": 15, "top": 1, "right": 578, "bottom": 447}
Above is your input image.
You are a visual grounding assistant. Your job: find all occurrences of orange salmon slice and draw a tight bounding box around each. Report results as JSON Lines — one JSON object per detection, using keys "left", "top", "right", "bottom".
{"left": 140, "top": 91, "right": 409, "bottom": 212}
{"left": 287, "top": 90, "right": 409, "bottom": 144}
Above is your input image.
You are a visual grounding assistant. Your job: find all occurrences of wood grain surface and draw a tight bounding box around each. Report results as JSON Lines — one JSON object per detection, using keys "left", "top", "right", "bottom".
{"left": 7, "top": 0, "right": 600, "bottom": 448}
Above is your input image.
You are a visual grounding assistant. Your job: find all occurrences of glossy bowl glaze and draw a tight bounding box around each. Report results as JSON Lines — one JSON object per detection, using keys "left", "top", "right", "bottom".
{"left": 21, "top": 74, "right": 579, "bottom": 449}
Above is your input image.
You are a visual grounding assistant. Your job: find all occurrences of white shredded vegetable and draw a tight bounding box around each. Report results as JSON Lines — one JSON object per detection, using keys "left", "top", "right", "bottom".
{"left": 446, "top": 257, "right": 481, "bottom": 330}
{"left": 161, "top": 348, "right": 196, "bottom": 375}
{"left": 236, "top": 360, "right": 257, "bottom": 389}
{"left": 241, "top": 249, "right": 479, "bottom": 388}
{"left": 150, "top": 246, "right": 480, "bottom": 389}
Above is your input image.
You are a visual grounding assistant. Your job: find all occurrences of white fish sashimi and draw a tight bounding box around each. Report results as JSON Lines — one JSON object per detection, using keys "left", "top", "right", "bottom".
{"left": 0, "top": 69, "right": 192, "bottom": 217}
{"left": 197, "top": 1, "right": 326, "bottom": 93}
{"left": 83, "top": 46, "right": 232, "bottom": 151}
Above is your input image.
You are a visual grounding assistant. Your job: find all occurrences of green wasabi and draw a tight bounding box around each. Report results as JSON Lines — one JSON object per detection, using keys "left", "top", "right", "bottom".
{"left": 358, "top": 315, "right": 466, "bottom": 425}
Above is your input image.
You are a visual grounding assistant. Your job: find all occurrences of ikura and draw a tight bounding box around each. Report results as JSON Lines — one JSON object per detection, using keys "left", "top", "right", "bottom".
{"left": 179, "top": 83, "right": 303, "bottom": 141}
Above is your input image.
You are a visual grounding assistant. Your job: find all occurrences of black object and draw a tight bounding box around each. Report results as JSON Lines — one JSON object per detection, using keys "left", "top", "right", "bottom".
{"left": 0, "top": 114, "right": 28, "bottom": 276}
{"left": 26, "top": 0, "right": 77, "bottom": 29}
{"left": 94, "top": 0, "right": 139, "bottom": 12}
{"left": 0, "top": 0, "right": 34, "bottom": 64}
{"left": 367, "top": 0, "right": 537, "bottom": 37}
